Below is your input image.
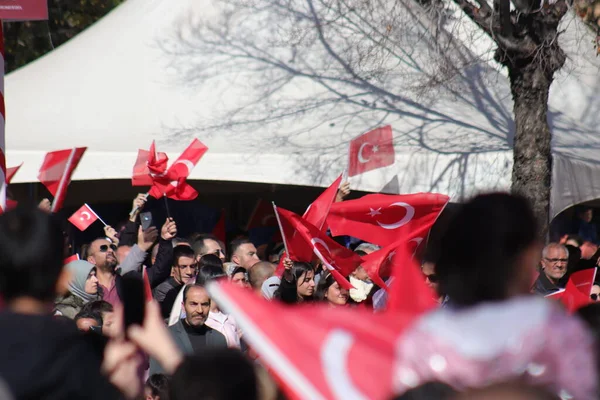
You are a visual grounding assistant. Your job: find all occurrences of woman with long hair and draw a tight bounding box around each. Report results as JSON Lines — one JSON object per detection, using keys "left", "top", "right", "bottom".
{"left": 274, "top": 261, "right": 315, "bottom": 304}
{"left": 315, "top": 272, "right": 349, "bottom": 307}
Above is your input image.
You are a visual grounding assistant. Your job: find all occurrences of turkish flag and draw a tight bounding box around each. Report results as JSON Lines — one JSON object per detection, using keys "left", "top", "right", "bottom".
{"left": 132, "top": 141, "right": 168, "bottom": 186}
{"left": 207, "top": 282, "right": 415, "bottom": 400}
{"left": 246, "top": 199, "right": 277, "bottom": 230}
{"left": 148, "top": 139, "right": 207, "bottom": 201}
{"left": 143, "top": 266, "right": 153, "bottom": 302}
{"left": 546, "top": 279, "right": 591, "bottom": 313}
{"left": 327, "top": 193, "right": 449, "bottom": 247}
{"left": 68, "top": 204, "right": 99, "bottom": 231}
{"left": 385, "top": 240, "right": 439, "bottom": 314}
{"left": 212, "top": 209, "right": 226, "bottom": 244}
{"left": 303, "top": 174, "right": 342, "bottom": 232}
{"left": 38, "top": 147, "right": 87, "bottom": 212}
{"left": 348, "top": 126, "right": 395, "bottom": 177}
{"left": 570, "top": 268, "right": 597, "bottom": 296}
{"left": 275, "top": 206, "right": 361, "bottom": 289}
{"left": 5, "top": 164, "right": 21, "bottom": 184}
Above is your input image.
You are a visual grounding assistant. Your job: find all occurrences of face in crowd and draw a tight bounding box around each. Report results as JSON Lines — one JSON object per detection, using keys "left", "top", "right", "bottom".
{"left": 87, "top": 239, "right": 118, "bottom": 272}
{"left": 541, "top": 245, "right": 568, "bottom": 283}
{"left": 297, "top": 269, "right": 316, "bottom": 298}
{"left": 174, "top": 255, "right": 197, "bottom": 285}
{"left": 199, "top": 239, "right": 226, "bottom": 262}
{"left": 325, "top": 281, "right": 349, "bottom": 306}
{"left": 232, "top": 243, "right": 260, "bottom": 270}
{"left": 183, "top": 286, "right": 211, "bottom": 328}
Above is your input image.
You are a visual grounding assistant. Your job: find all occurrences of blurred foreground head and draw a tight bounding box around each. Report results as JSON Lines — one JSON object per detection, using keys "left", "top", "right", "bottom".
{"left": 0, "top": 206, "right": 64, "bottom": 302}
{"left": 436, "top": 193, "right": 540, "bottom": 307}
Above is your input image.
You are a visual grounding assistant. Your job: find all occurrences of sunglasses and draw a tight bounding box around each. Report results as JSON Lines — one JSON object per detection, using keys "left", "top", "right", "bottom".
{"left": 592, "top": 294, "right": 598, "bottom": 301}
{"left": 99, "top": 244, "right": 117, "bottom": 253}
{"left": 424, "top": 273, "right": 439, "bottom": 283}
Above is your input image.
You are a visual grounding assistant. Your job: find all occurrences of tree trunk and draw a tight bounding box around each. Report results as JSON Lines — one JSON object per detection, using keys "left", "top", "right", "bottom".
{"left": 507, "top": 59, "right": 561, "bottom": 238}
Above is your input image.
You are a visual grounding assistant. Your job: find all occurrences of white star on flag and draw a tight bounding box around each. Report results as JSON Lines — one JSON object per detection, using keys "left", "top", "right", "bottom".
{"left": 367, "top": 207, "right": 382, "bottom": 217}
{"left": 372, "top": 145, "right": 379, "bottom": 153}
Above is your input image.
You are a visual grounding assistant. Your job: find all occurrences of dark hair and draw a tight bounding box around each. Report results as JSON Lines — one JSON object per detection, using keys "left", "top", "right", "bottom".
{"left": 273, "top": 262, "right": 314, "bottom": 304}
{"left": 354, "top": 250, "right": 367, "bottom": 257}
{"left": 183, "top": 283, "right": 208, "bottom": 303}
{"left": 81, "top": 300, "right": 114, "bottom": 316}
{"left": 173, "top": 246, "right": 195, "bottom": 266}
{"left": 191, "top": 234, "right": 220, "bottom": 257}
{"left": 170, "top": 349, "right": 257, "bottom": 400}
{"left": 315, "top": 272, "right": 337, "bottom": 301}
{"left": 74, "top": 310, "right": 103, "bottom": 326}
{"left": 391, "top": 382, "right": 456, "bottom": 400}
{"left": 231, "top": 266, "right": 247, "bottom": 277}
{"left": 436, "top": 193, "right": 538, "bottom": 308}
{"left": 0, "top": 207, "right": 64, "bottom": 302}
{"left": 565, "top": 234, "right": 583, "bottom": 247}
{"left": 146, "top": 374, "right": 170, "bottom": 400}
{"left": 196, "top": 257, "right": 227, "bottom": 286}
{"left": 198, "top": 254, "right": 224, "bottom": 270}
{"left": 230, "top": 237, "right": 253, "bottom": 257}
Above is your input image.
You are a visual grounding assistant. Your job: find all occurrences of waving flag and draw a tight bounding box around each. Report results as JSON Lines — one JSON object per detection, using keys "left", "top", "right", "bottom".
{"left": 38, "top": 147, "right": 87, "bottom": 212}
{"left": 132, "top": 139, "right": 208, "bottom": 201}
{"left": 5, "top": 164, "right": 21, "bottom": 184}
{"left": 275, "top": 206, "right": 361, "bottom": 289}
{"left": 348, "top": 126, "right": 395, "bottom": 177}
{"left": 212, "top": 209, "right": 227, "bottom": 244}
{"left": 303, "top": 174, "right": 342, "bottom": 232}
{"left": 327, "top": 193, "right": 449, "bottom": 246}
{"left": 68, "top": 204, "right": 99, "bottom": 231}
{"left": 246, "top": 199, "right": 278, "bottom": 230}
{"left": 208, "top": 282, "right": 414, "bottom": 400}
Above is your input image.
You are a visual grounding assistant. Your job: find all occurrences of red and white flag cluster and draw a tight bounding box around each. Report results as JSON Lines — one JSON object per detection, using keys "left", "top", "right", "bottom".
{"left": 132, "top": 139, "right": 208, "bottom": 201}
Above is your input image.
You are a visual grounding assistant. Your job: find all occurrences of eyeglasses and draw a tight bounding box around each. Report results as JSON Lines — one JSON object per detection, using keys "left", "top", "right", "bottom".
{"left": 99, "top": 244, "right": 117, "bottom": 253}
{"left": 544, "top": 258, "right": 568, "bottom": 263}
{"left": 424, "top": 274, "right": 438, "bottom": 283}
{"left": 592, "top": 294, "right": 598, "bottom": 301}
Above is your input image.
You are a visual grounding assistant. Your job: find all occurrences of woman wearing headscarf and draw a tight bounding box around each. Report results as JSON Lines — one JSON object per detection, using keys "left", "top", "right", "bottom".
{"left": 54, "top": 260, "right": 100, "bottom": 319}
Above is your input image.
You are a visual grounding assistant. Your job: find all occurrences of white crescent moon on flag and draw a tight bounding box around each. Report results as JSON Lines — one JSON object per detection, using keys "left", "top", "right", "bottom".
{"left": 81, "top": 211, "right": 91, "bottom": 221}
{"left": 357, "top": 143, "right": 371, "bottom": 164}
{"left": 172, "top": 159, "right": 195, "bottom": 176}
{"left": 311, "top": 238, "right": 335, "bottom": 271}
{"left": 321, "top": 329, "right": 369, "bottom": 400}
{"left": 376, "top": 202, "right": 415, "bottom": 230}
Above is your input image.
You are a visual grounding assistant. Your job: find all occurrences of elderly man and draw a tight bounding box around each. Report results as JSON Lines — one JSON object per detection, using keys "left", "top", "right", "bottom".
{"left": 532, "top": 243, "right": 569, "bottom": 295}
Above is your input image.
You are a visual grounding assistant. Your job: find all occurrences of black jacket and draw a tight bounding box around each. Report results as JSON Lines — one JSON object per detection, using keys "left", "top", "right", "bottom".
{"left": 532, "top": 272, "right": 561, "bottom": 296}
{"left": 0, "top": 311, "right": 122, "bottom": 399}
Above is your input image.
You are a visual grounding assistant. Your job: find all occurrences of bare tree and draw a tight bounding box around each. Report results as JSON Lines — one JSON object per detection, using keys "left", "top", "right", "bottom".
{"left": 163, "top": 0, "right": 584, "bottom": 234}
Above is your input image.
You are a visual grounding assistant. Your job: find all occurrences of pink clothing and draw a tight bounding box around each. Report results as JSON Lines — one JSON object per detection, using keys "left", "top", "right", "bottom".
{"left": 99, "top": 280, "right": 121, "bottom": 308}
{"left": 206, "top": 311, "right": 241, "bottom": 349}
{"left": 394, "top": 296, "right": 598, "bottom": 399}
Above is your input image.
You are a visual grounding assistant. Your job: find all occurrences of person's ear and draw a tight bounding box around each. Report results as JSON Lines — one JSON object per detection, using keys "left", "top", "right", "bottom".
{"left": 56, "top": 268, "right": 72, "bottom": 296}
{"left": 87, "top": 255, "right": 96, "bottom": 264}
{"left": 232, "top": 254, "right": 240, "bottom": 265}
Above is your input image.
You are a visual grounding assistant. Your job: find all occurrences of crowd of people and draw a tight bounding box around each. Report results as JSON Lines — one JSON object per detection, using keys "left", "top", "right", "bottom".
{"left": 0, "top": 189, "right": 599, "bottom": 400}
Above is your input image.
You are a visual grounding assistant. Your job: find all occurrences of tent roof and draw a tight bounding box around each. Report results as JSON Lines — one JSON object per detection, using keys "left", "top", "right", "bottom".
{"left": 4, "top": 0, "right": 600, "bottom": 218}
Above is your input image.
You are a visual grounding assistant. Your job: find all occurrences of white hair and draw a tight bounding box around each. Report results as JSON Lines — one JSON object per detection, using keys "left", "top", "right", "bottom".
{"left": 355, "top": 242, "right": 381, "bottom": 253}
{"left": 542, "top": 243, "right": 569, "bottom": 259}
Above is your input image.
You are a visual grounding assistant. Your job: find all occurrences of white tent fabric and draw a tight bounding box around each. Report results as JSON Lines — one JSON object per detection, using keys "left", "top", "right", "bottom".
{"left": 4, "top": 0, "right": 600, "bottom": 219}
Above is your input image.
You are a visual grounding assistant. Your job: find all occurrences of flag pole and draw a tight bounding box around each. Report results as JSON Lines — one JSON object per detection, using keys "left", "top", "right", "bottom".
{"left": 0, "top": 23, "right": 7, "bottom": 213}
{"left": 272, "top": 202, "right": 289, "bottom": 256}
{"left": 51, "top": 148, "right": 76, "bottom": 213}
{"left": 163, "top": 193, "right": 171, "bottom": 219}
{"left": 85, "top": 203, "right": 107, "bottom": 226}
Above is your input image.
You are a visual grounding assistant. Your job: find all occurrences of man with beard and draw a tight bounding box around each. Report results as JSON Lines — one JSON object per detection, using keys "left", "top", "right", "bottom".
{"left": 87, "top": 226, "right": 157, "bottom": 307}
{"left": 149, "top": 284, "right": 227, "bottom": 375}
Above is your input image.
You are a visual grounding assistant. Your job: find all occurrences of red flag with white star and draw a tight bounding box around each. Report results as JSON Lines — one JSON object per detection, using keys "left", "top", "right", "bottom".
{"left": 348, "top": 126, "right": 395, "bottom": 177}
{"left": 327, "top": 193, "right": 449, "bottom": 247}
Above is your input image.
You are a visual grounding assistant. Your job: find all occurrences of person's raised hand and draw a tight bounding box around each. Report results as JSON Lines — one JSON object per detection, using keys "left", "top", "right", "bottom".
{"left": 138, "top": 226, "right": 158, "bottom": 252}
{"left": 129, "top": 193, "right": 148, "bottom": 221}
{"left": 38, "top": 198, "right": 52, "bottom": 213}
{"left": 161, "top": 218, "right": 177, "bottom": 241}
{"left": 336, "top": 182, "right": 351, "bottom": 202}
{"left": 104, "top": 225, "right": 119, "bottom": 245}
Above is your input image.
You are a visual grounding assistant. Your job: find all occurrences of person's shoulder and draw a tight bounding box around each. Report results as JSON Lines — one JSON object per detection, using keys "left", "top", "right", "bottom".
{"left": 206, "top": 325, "right": 228, "bottom": 346}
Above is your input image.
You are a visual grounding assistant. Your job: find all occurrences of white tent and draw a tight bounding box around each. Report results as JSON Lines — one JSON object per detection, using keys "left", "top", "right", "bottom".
{"left": 4, "top": 0, "right": 600, "bottom": 218}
